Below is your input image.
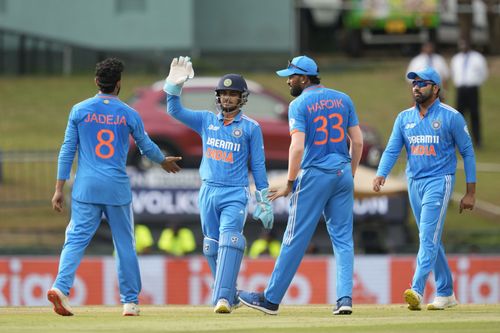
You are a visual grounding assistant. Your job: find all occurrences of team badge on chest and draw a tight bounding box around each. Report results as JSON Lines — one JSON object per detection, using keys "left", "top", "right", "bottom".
{"left": 431, "top": 120, "right": 441, "bottom": 130}
{"left": 232, "top": 128, "right": 243, "bottom": 138}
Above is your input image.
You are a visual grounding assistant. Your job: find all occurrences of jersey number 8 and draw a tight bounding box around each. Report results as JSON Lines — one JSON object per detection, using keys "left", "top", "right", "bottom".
{"left": 95, "top": 129, "right": 115, "bottom": 159}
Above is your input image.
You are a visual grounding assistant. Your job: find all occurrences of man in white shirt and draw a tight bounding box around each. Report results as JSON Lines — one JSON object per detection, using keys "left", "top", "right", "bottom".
{"left": 450, "top": 39, "right": 489, "bottom": 148}
{"left": 407, "top": 42, "right": 450, "bottom": 92}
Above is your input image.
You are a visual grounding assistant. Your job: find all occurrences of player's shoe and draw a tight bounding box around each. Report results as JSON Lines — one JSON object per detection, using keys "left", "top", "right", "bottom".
{"left": 122, "top": 303, "right": 140, "bottom": 316}
{"left": 232, "top": 299, "right": 243, "bottom": 310}
{"left": 47, "top": 287, "right": 74, "bottom": 316}
{"left": 232, "top": 291, "right": 243, "bottom": 310}
{"left": 404, "top": 289, "right": 422, "bottom": 311}
{"left": 333, "top": 296, "right": 353, "bottom": 315}
{"left": 238, "top": 291, "right": 279, "bottom": 315}
{"left": 427, "top": 294, "right": 458, "bottom": 310}
{"left": 214, "top": 298, "right": 232, "bottom": 314}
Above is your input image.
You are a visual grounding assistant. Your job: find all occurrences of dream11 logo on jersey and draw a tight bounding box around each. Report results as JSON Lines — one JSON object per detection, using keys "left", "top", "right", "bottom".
{"left": 0, "top": 258, "right": 103, "bottom": 306}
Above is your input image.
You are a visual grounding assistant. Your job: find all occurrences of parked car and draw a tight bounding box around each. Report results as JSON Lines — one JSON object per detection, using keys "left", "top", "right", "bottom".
{"left": 127, "top": 77, "right": 383, "bottom": 170}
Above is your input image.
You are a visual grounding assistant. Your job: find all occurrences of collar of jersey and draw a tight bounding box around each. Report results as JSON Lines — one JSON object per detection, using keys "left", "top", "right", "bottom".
{"left": 303, "top": 84, "right": 324, "bottom": 93}
{"left": 217, "top": 111, "right": 242, "bottom": 122}
{"left": 415, "top": 97, "right": 441, "bottom": 115}
{"left": 96, "top": 93, "right": 119, "bottom": 99}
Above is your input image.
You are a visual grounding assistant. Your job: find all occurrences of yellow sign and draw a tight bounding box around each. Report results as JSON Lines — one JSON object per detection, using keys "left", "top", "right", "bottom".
{"left": 385, "top": 20, "right": 406, "bottom": 34}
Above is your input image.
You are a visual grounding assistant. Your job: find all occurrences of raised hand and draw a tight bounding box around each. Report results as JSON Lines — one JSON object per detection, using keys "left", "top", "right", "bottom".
{"left": 164, "top": 56, "right": 195, "bottom": 96}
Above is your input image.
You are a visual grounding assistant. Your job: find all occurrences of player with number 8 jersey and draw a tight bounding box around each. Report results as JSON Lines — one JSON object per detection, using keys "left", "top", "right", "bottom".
{"left": 48, "top": 58, "right": 182, "bottom": 317}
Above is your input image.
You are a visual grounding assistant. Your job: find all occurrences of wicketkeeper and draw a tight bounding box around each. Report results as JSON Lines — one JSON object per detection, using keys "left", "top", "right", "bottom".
{"left": 164, "top": 56, "right": 274, "bottom": 313}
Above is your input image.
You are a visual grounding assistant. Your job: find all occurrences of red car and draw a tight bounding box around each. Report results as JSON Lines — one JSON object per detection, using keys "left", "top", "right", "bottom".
{"left": 127, "top": 77, "right": 382, "bottom": 170}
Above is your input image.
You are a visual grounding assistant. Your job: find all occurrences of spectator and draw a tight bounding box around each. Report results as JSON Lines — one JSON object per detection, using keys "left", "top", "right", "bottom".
{"left": 248, "top": 230, "right": 280, "bottom": 259}
{"left": 158, "top": 223, "right": 196, "bottom": 256}
{"left": 450, "top": 39, "right": 489, "bottom": 148}
{"left": 407, "top": 42, "right": 450, "bottom": 93}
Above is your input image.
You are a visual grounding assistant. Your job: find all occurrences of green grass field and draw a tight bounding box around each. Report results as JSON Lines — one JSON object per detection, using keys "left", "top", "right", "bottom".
{"left": 1, "top": 305, "right": 499, "bottom": 333}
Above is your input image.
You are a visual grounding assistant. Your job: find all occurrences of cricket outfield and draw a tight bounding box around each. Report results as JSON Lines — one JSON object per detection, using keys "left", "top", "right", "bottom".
{"left": 0, "top": 304, "right": 499, "bottom": 333}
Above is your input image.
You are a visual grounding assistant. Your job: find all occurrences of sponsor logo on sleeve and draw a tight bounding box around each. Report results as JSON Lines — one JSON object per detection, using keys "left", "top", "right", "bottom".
{"left": 405, "top": 122, "right": 416, "bottom": 130}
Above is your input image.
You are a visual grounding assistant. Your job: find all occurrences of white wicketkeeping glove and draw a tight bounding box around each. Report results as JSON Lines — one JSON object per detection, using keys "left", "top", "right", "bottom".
{"left": 163, "top": 56, "right": 195, "bottom": 96}
{"left": 253, "top": 188, "right": 274, "bottom": 230}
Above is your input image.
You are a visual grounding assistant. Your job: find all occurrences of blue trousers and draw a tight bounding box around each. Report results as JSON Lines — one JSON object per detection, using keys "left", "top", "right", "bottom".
{"left": 408, "top": 174, "right": 455, "bottom": 297}
{"left": 199, "top": 184, "right": 248, "bottom": 304}
{"left": 199, "top": 184, "right": 248, "bottom": 239}
{"left": 53, "top": 199, "right": 140, "bottom": 304}
{"left": 265, "top": 165, "right": 354, "bottom": 304}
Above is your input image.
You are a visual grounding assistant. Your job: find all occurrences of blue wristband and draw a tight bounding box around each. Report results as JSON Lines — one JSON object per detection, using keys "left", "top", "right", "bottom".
{"left": 163, "top": 81, "right": 183, "bottom": 96}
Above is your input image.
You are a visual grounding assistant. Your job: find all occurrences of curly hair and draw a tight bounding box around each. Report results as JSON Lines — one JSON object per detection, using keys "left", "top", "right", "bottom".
{"left": 95, "top": 58, "right": 124, "bottom": 93}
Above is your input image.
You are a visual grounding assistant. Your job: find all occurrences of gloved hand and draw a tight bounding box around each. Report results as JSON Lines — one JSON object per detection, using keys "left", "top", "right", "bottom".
{"left": 253, "top": 188, "right": 274, "bottom": 229}
{"left": 163, "top": 56, "right": 195, "bottom": 96}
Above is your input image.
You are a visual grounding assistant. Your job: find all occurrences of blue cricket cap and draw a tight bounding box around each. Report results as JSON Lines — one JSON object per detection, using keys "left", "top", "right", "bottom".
{"left": 276, "top": 55, "right": 319, "bottom": 77}
{"left": 407, "top": 67, "right": 441, "bottom": 87}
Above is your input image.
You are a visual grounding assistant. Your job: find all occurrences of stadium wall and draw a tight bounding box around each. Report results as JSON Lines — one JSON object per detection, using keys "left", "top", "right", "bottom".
{"left": 1, "top": 255, "right": 499, "bottom": 306}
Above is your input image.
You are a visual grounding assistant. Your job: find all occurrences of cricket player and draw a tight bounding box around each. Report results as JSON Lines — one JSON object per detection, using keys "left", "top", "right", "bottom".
{"left": 47, "top": 58, "right": 182, "bottom": 317}
{"left": 373, "top": 67, "right": 476, "bottom": 310}
{"left": 163, "top": 56, "right": 273, "bottom": 313}
{"left": 239, "top": 55, "right": 363, "bottom": 315}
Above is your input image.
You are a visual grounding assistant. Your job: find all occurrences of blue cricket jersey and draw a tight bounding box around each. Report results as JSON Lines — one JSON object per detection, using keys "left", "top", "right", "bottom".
{"left": 57, "top": 93, "right": 165, "bottom": 205}
{"left": 288, "top": 85, "right": 359, "bottom": 171}
{"left": 167, "top": 94, "right": 268, "bottom": 190}
{"left": 376, "top": 99, "right": 476, "bottom": 182}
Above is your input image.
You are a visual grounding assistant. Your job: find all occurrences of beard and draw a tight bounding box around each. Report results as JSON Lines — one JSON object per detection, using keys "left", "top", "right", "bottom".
{"left": 414, "top": 91, "right": 432, "bottom": 104}
{"left": 290, "top": 85, "right": 303, "bottom": 97}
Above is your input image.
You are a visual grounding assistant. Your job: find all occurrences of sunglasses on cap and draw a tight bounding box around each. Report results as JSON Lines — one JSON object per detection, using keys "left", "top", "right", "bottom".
{"left": 411, "top": 80, "right": 435, "bottom": 88}
{"left": 288, "top": 59, "right": 307, "bottom": 73}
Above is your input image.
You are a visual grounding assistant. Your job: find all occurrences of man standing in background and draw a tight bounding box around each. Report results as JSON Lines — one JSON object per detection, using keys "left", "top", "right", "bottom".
{"left": 48, "top": 58, "right": 182, "bottom": 317}
{"left": 407, "top": 42, "right": 450, "bottom": 94}
{"left": 450, "top": 39, "right": 488, "bottom": 148}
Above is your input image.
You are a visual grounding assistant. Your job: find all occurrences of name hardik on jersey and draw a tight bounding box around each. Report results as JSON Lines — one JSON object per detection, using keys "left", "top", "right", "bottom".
{"left": 377, "top": 99, "right": 476, "bottom": 182}
{"left": 288, "top": 85, "right": 359, "bottom": 171}
{"left": 167, "top": 95, "right": 268, "bottom": 190}
{"left": 57, "top": 94, "right": 164, "bottom": 205}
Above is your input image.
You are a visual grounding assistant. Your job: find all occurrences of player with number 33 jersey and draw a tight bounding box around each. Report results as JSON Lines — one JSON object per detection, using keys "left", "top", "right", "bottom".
{"left": 239, "top": 55, "right": 363, "bottom": 316}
